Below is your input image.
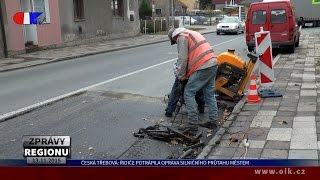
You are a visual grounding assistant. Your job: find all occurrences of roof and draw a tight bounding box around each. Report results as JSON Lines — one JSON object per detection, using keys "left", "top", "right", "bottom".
{"left": 212, "top": 0, "right": 243, "bottom": 4}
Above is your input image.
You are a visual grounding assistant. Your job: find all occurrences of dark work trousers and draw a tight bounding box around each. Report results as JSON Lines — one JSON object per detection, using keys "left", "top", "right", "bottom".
{"left": 165, "top": 77, "right": 205, "bottom": 114}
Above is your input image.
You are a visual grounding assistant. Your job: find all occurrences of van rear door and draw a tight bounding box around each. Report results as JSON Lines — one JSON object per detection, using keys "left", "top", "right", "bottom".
{"left": 269, "top": 2, "right": 291, "bottom": 43}
{"left": 247, "top": 4, "right": 268, "bottom": 44}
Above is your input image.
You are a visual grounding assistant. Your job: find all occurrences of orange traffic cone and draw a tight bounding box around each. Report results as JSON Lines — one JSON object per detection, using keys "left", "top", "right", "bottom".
{"left": 247, "top": 74, "right": 261, "bottom": 103}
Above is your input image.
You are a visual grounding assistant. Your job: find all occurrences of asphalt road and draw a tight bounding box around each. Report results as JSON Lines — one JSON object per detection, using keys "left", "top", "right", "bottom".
{"left": 0, "top": 33, "right": 248, "bottom": 116}
{"left": 0, "top": 32, "right": 247, "bottom": 159}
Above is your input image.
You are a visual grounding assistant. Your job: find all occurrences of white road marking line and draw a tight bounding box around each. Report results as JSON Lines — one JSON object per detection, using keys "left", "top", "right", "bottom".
{"left": 0, "top": 36, "right": 243, "bottom": 122}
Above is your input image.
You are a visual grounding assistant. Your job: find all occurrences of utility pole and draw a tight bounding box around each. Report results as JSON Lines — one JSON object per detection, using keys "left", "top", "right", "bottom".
{"left": 171, "top": 0, "right": 174, "bottom": 27}
{"left": 166, "top": 0, "right": 170, "bottom": 31}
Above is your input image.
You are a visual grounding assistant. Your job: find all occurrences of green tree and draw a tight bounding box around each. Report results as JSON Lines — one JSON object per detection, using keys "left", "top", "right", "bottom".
{"left": 139, "top": 0, "right": 152, "bottom": 20}
{"left": 200, "top": 0, "right": 213, "bottom": 10}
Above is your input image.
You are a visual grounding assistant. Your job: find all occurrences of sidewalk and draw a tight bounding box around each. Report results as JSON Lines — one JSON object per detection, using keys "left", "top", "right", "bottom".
{"left": 0, "top": 25, "right": 216, "bottom": 72}
{"left": 199, "top": 31, "right": 320, "bottom": 159}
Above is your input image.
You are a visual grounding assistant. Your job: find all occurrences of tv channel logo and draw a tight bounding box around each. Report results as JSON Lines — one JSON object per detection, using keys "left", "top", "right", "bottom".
{"left": 13, "top": 12, "right": 45, "bottom": 25}
{"left": 313, "top": 0, "right": 320, "bottom": 5}
{"left": 23, "top": 135, "right": 71, "bottom": 165}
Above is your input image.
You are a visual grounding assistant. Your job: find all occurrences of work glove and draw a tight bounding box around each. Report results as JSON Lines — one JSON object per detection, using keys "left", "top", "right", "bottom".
{"left": 180, "top": 79, "right": 188, "bottom": 86}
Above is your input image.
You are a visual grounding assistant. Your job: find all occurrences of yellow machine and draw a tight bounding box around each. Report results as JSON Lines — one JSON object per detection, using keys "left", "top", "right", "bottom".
{"left": 215, "top": 49, "right": 259, "bottom": 102}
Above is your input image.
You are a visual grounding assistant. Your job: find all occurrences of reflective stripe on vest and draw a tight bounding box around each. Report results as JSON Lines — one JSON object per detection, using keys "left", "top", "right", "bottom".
{"left": 179, "top": 30, "right": 217, "bottom": 77}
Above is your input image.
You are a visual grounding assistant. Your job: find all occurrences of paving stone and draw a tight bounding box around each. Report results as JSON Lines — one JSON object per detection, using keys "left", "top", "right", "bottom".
{"left": 286, "top": 87, "right": 301, "bottom": 91}
{"left": 247, "top": 128, "right": 269, "bottom": 141}
{"left": 294, "top": 116, "right": 315, "bottom": 121}
{"left": 264, "top": 141, "right": 290, "bottom": 150}
{"left": 296, "top": 111, "right": 316, "bottom": 116}
{"left": 303, "top": 74, "right": 316, "bottom": 80}
{"left": 292, "top": 128, "right": 317, "bottom": 135}
{"left": 267, "top": 128, "right": 292, "bottom": 141}
{"left": 263, "top": 97, "right": 282, "bottom": 102}
{"left": 259, "top": 106, "right": 279, "bottom": 110}
{"left": 288, "top": 82, "right": 301, "bottom": 87}
{"left": 301, "top": 83, "right": 317, "bottom": 89}
{"left": 291, "top": 74, "right": 303, "bottom": 78}
{"left": 297, "top": 106, "right": 317, "bottom": 112}
{"left": 285, "top": 91, "right": 300, "bottom": 96}
{"left": 276, "top": 111, "right": 297, "bottom": 116}
{"left": 318, "top": 141, "right": 320, "bottom": 150}
{"left": 230, "top": 121, "right": 251, "bottom": 127}
{"left": 279, "top": 106, "right": 297, "bottom": 112}
{"left": 252, "top": 116, "right": 274, "bottom": 121}
{"left": 290, "top": 136, "right": 318, "bottom": 149}
{"left": 301, "top": 90, "right": 317, "bottom": 96}
{"left": 210, "top": 147, "right": 237, "bottom": 157}
{"left": 317, "top": 122, "right": 320, "bottom": 128}
{"left": 215, "top": 140, "right": 240, "bottom": 148}
{"left": 226, "top": 127, "right": 248, "bottom": 134}
{"left": 293, "top": 121, "right": 316, "bottom": 128}
{"left": 271, "top": 120, "right": 293, "bottom": 128}
{"left": 316, "top": 116, "right": 320, "bottom": 122}
{"left": 241, "top": 140, "right": 265, "bottom": 149}
{"left": 304, "top": 68, "right": 315, "bottom": 72}
{"left": 261, "top": 149, "right": 288, "bottom": 159}
{"left": 239, "top": 111, "right": 258, "bottom": 116}
{"left": 263, "top": 102, "right": 280, "bottom": 106}
{"left": 283, "top": 95, "right": 300, "bottom": 99}
{"left": 243, "top": 105, "right": 261, "bottom": 111}
{"left": 235, "top": 116, "right": 255, "bottom": 122}
{"left": 273, "top": 116, "right": 294, "bottom": 122}
{"left": 280, "top": 101, "right": 299, "bottom": 107}
{"left": 288, "top": 150, "right": 318, "bottom": 159}
{"left": 250, "top": 120, "right": 272, "bottom": 128}
{"left": 298, "top": 101, "right": 317, "bottom": 105}
{"left": 257, "top": 111, "right": 277, "bottom": 116}
{"left": 233, "top": 148, "right": 263, "bottom": 158}
{"left": 221, "top": 133, "right": 233, "bottom": 140}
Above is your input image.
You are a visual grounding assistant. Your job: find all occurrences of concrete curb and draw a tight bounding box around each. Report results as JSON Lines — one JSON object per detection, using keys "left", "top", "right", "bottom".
{"left": 0, "top": 31, "right": 215, "bottom": 73}
{"left": 196, "top": 53, "right": 283, "bottom": 159}
{"left": 196, "top": 100, "right": 245, "bottom": 159}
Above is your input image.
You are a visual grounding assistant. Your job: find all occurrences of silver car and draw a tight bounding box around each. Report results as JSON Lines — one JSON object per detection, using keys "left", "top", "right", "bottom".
{"left": 216, "top": 16, "right": 245, "bottom": 35}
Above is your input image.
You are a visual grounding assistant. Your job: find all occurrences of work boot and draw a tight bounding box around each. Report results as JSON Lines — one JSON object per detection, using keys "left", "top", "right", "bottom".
{"left": 177, "top": 123, "right": 198, "bottom": 133}
{"left": 199, "top": 121, "right": 219, "bottom": 129}
{"left": 165, "top": 111, "right": 173, "bottom": 118}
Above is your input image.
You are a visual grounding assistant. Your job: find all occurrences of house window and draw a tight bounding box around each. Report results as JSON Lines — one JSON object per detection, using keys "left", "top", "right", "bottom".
{"left": 33, "top": 0, "right": 50, "bottom": 23}
{"left": 74, "top": 0, "right": 85, "bottom": 20}
{"left": 155, "top": 8, "right": 162, "bottom": 15}
{"left": 111, "top": 0, "right": 123, "bottom": 17}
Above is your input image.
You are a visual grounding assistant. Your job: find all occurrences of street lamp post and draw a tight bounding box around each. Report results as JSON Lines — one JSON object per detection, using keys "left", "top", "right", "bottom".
{"left": 171, "top": 0, "right": 174, "bottom": 27}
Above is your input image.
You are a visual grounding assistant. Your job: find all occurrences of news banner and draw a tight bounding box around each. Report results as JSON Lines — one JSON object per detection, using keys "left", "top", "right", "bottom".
{"left": 0, "top": 135, "right": 318, "bottom": 167}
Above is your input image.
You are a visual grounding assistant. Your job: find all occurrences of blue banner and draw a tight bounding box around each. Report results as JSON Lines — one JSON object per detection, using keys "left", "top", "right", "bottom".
{"left": 0, "top": 159, "right": 319, "bottom": 167}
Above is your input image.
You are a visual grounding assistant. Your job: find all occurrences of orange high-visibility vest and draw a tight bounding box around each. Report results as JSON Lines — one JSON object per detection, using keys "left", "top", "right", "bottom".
{"left": 179, "top": 30, "right": 217, "bottom": 78}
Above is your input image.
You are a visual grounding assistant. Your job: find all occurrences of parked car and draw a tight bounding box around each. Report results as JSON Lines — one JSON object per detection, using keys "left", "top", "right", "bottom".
{"left": 182, "top": 16, "right": 198, "bottom": 25}
{"left": 216, "top": 16, "right": 245, "bottom": 35}
{"left": 245, "top": 0, "right": 300, "bottom": 53}
{"left": 192, "top": 16, "right": 206, "bottom": 24}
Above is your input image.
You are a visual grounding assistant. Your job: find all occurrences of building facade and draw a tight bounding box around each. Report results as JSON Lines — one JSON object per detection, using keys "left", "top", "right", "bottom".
{"left": 0, "top": 0, "right": 140, "bottom": 57}
{"left": 0, "top": 0, "right": 62, "bottom": 56}
{"left": 59, "top": 0, "right": 140, "bottom": 43}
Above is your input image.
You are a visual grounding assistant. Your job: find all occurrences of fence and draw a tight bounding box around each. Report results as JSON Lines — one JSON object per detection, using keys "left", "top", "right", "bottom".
{"left": 140, "top": 15, "right": 222, "bottom": 35}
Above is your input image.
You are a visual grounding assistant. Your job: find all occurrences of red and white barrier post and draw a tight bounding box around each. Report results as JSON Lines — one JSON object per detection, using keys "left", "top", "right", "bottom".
{"left": 254, "top": 27, "right": 282, "bottom": 98}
